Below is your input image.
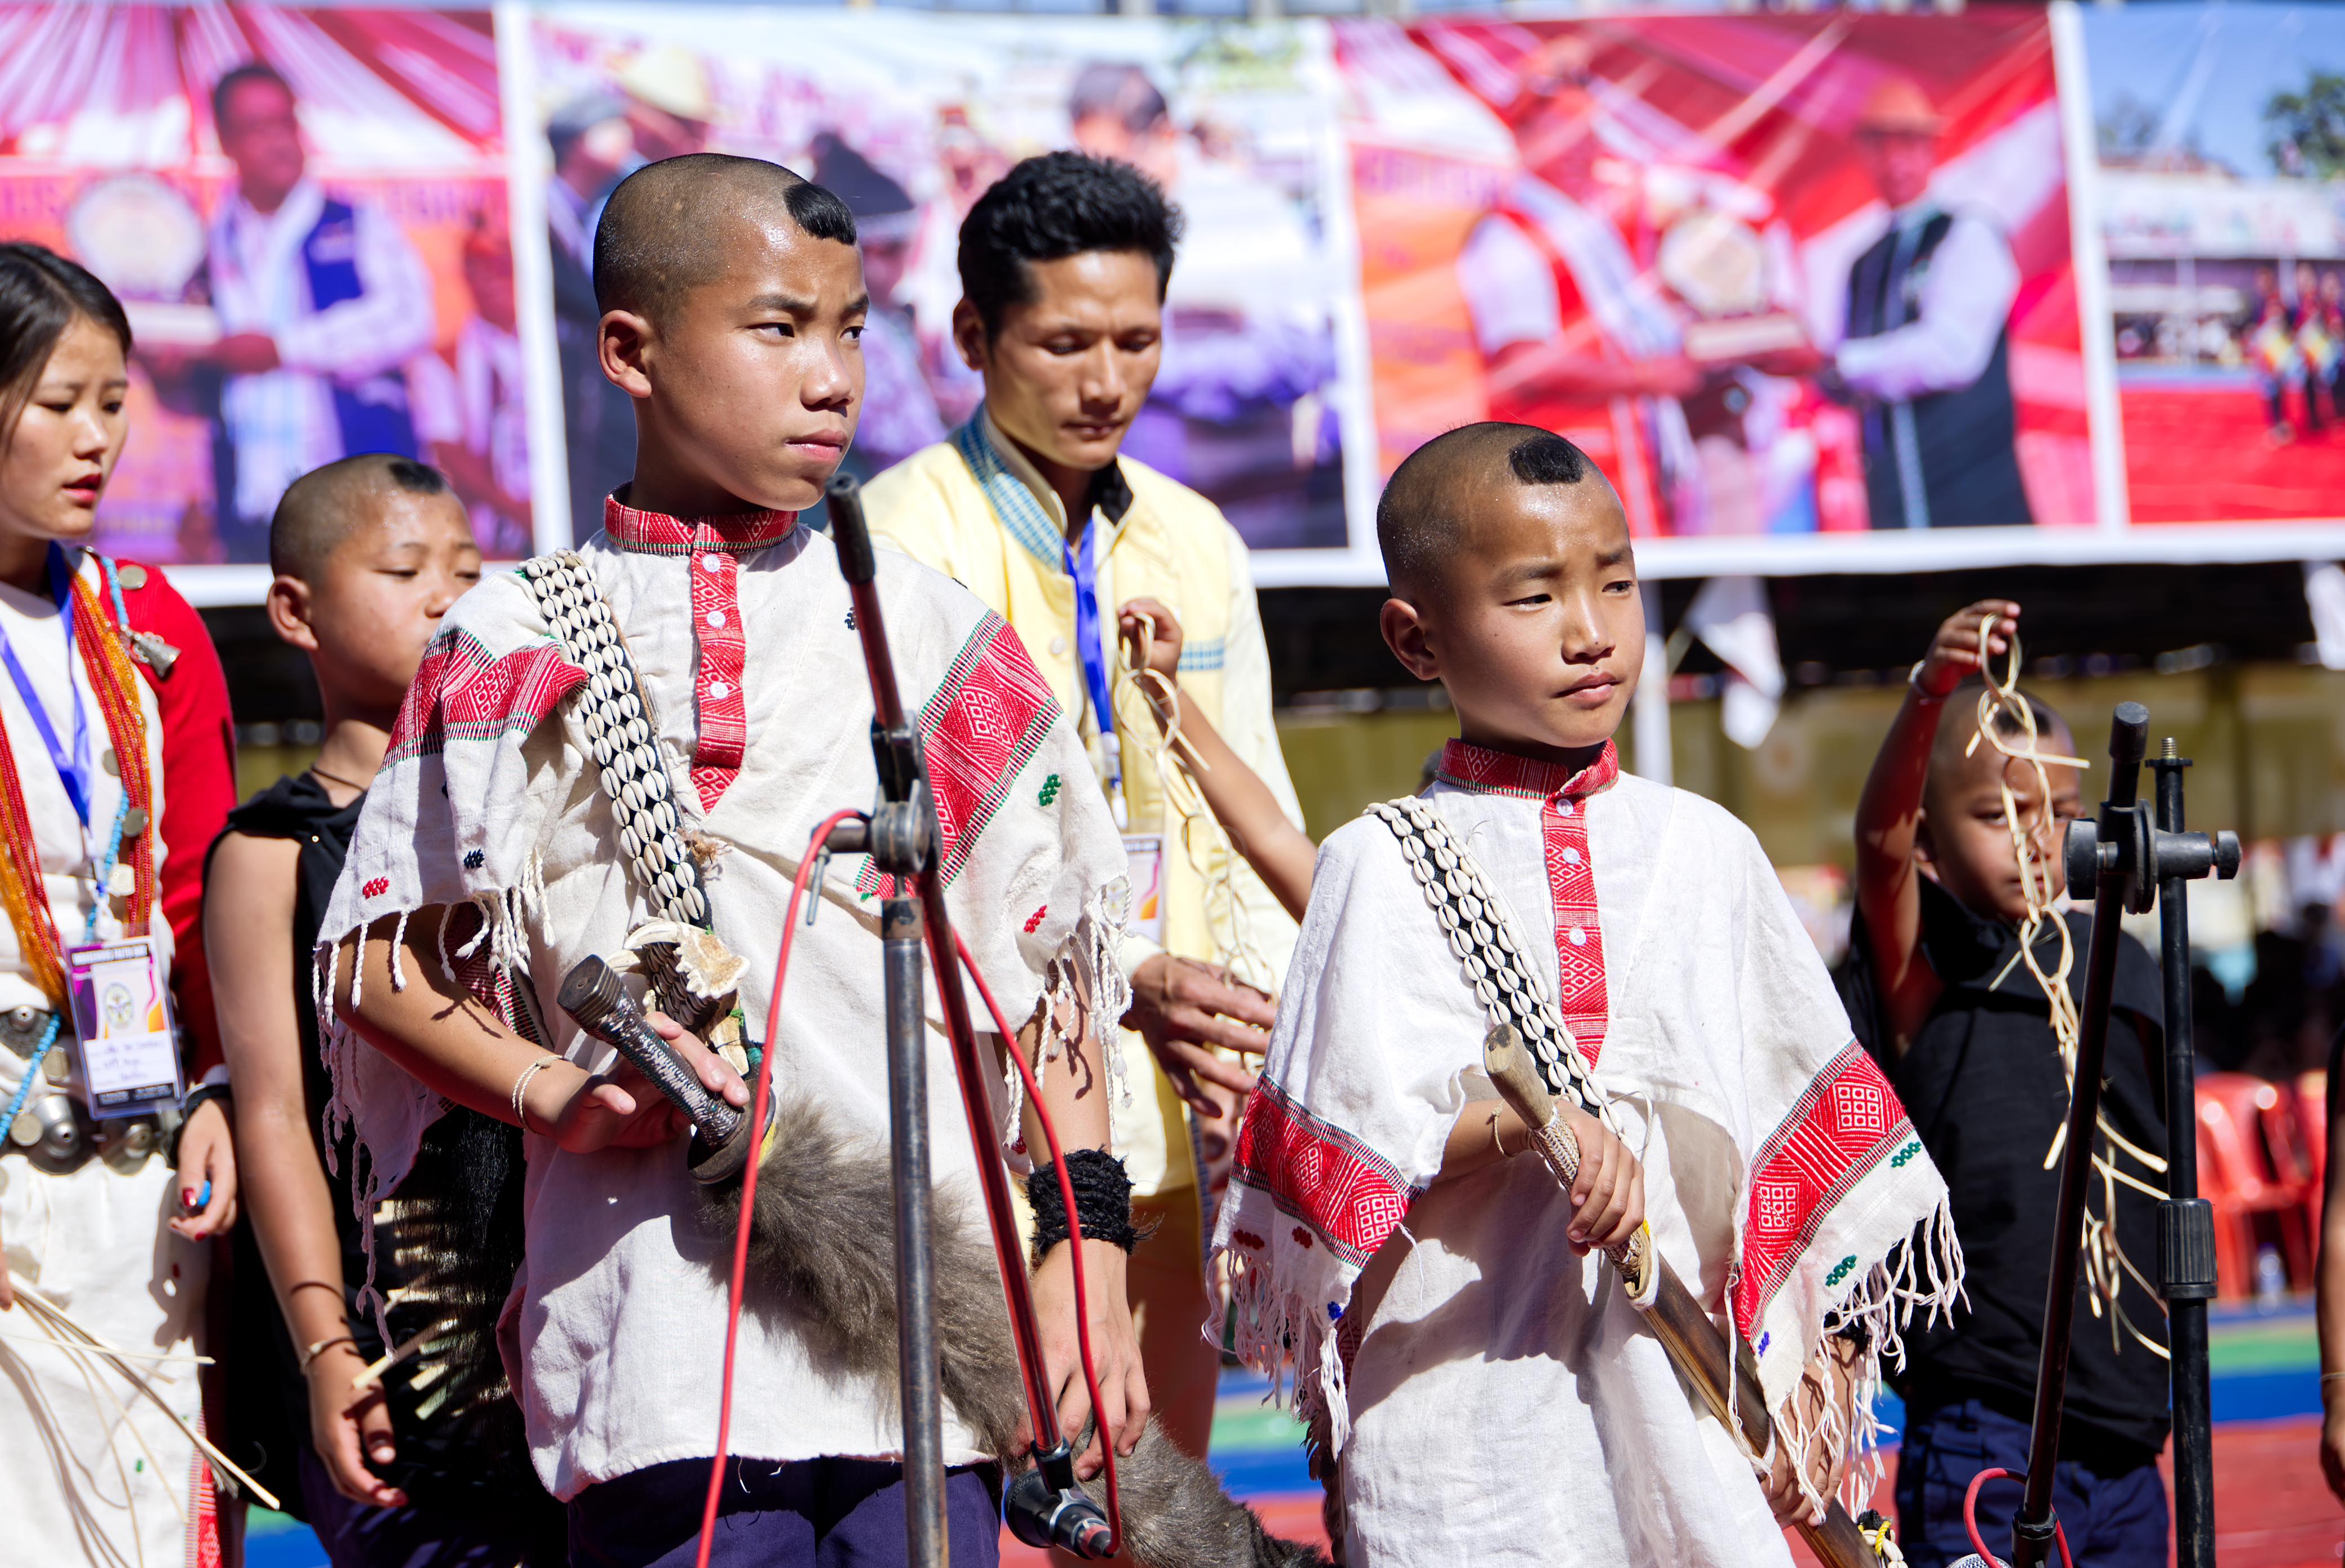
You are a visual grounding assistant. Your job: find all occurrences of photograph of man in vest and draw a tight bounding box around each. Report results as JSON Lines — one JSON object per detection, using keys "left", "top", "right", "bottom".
{"left": 156, "top": 62, "right": 436, "bottom": 563}
{"left": 1772, "top": 78, "right": 2034, "bottom": 530}
{"left": 864, "top": 150, "right": 1303, "bottom": 1470}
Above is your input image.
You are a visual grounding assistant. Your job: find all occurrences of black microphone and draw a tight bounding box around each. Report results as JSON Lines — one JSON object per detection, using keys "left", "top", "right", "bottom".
{"left": 1003, "top": 1447, "right": 1114, "bottom": 1560}
{"left": 826, "top": 472, "right": 876, "bottom": 586}
{"left": 556, "top": 955, "right": 763, "bottom": 1185}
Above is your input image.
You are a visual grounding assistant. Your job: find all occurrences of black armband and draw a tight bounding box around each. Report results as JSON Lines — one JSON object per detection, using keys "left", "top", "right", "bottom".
{"left": 181, "top": 1081, "right": 232, "bottom": 1121}
{"left": 1026, "top": 1149, "right": 1138, "bottom": 1264}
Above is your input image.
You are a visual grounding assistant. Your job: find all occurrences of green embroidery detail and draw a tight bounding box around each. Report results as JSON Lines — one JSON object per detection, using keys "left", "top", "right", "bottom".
{"left": 1891, "top": 1139, "right": 1922, "bottom": 1169}
{"left": 1037, "top": 773, "right": 1062, "bottom": 806}
{"left": 1826, "top": 1254, "right": 1859, "bottom": 1287}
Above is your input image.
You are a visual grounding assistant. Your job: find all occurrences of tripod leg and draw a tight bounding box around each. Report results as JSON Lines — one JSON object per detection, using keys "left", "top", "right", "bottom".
{"left": 885, "top": 896, "right": 948, "bottom": 1568}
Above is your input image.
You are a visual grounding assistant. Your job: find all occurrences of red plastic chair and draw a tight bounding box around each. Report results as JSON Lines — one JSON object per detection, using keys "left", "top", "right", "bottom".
{"left": 2195, "top": 1073, "right": 2316, "bottom": 1296}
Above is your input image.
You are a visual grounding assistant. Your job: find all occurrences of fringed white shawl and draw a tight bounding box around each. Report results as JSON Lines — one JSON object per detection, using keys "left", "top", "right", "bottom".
{"left": 1214, "top": 756, "right": 1959, "bottom": 1566}
{"left": 315, "top": 523, "right": 1129, "bottom": 1495}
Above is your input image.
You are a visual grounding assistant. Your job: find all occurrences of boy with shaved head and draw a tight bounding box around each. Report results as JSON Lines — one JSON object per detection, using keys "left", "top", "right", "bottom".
{"left": 1215, "top": 423, "right": 1959, "bottom": 1567}
{"left": 207, "top": 454, "right": 572, "bottom": 1564}
{"left": 1843, "top": 604, "right": 2167, "bottom": 1567}
{"left": 320, "top": 154, "right": 1143, "bottom": 1567}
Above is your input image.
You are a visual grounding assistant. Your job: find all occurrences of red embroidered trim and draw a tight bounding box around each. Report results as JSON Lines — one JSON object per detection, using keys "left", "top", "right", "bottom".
{"left": 1435, "top": 737, "right": 1619, "bottom": 801}
{"left": 1437, "top": 738, "right": 1618, "bottom": 1062}
{"left": 385, "top": 629, "right": 586, "bottom": 767}
{"left": 1733, "top": 1042, "right": 1914, "bottom": 1338}
{"left": 857, "top": 613, "right": 1059, "bottom": 894}
{"left": 601, "top": 492, "right": 797, "bottom": 556}
{"left": 1543, "top": 791, "right": 1607, "bottom": 1065}
{"left": 686, "top": 547, "right": 747, "bottom": 810}
{"left": 1231, "top": 1077, "right": 1414, "bottom": 1268}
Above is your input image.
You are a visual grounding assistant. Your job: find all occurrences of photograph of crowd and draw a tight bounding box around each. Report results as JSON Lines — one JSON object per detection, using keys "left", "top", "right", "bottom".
{"left": 2088, "top": 1, "right": 2345, "bottom": 524}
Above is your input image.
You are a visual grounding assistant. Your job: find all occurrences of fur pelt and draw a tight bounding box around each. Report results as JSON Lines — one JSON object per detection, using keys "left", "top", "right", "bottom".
{"left": 700, "top": 1099, "right": 1329, "bottom": 1568}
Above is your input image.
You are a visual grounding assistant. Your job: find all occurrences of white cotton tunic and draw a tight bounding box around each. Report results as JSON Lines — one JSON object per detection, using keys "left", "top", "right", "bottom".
{"left": 322, "top": 508, "right": 1130, "bottom": 1501}
{"left": 1219, "top": 745, "right": 1954, "bottom": 1568}
{"left": 0, "top": 556, "right": 207, "bottom": 1568}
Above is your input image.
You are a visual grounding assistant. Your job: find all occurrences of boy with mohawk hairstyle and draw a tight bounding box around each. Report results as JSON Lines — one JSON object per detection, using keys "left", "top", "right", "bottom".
{"left": 1214, "top": 423, "right": 1962, "bottom": 1567}
{"left": 321, "top": 154, "right": 1144, "bottom": 1566}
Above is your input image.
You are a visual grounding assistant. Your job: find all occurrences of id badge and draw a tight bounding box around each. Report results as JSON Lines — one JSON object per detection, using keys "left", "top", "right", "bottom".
{"left": 65, "top": 935, "right": 182, "bottom": 1118}
{"left": 1122, "top": 833, "right": 1166, "bottom": 945}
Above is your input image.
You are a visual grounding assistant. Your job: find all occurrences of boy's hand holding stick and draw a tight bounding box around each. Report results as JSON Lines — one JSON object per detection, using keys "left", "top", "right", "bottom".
{"left": 1482, "top": 1025, "right": 1885, "bottom": 1568}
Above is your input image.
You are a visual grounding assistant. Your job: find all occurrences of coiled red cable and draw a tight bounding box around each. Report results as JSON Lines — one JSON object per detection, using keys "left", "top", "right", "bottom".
{"left": 1963, "top": 1467, "right": 2073, "bottom": 1568}
{"left": 693, "top": 814, "right": 1122, "bottom": 1567}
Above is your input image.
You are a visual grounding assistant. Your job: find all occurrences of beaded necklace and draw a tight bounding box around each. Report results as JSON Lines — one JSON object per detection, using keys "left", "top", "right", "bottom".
{"left": 0, "top": 552, "right": 158, "bottom": 1007}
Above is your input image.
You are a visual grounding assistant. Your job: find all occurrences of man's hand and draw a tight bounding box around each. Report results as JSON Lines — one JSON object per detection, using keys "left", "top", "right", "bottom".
{"left": 207, "top": 333, "right": 282, "bottom": 376}
{"left": 1029, "top": 1237, "right": 1147, "bottom": 1480}
{"left": 1915, "top": 600, "right": 2019, "bottom": 701}
{"left": 1126, "top": 954, "right": 1273, "bottom": 1113}
{"left": 1634, "top": 355, "right": 1706, "bottom": 399}
{"left": 307, "top": 1339, "right": 408, "bottom": 1508}
{"left": 535, "top": 1012, "right": 747, "bottom": 1154}
{"left": 1556, "top": 1104, "right": 1643, "bottom": 1255}
{"left": 1751, "top": 342, "right": 1830, "bottom": 381}
{"left": 167, "top": 1094, "right": 240, "bottom": 1239}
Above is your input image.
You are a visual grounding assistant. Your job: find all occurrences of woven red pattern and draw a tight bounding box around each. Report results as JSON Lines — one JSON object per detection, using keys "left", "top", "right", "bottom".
{"left": 1232, "top": 1077, "right": 1414, "bottom": 1269}
{"left": 386, "top": 629, "right": 586, "bottom": 768}
{"left": 1733, "top": 1042, "right": 1912, "bottom": 1338}
{"left": 685, "top": 546, "right": 747, "bottom": 810}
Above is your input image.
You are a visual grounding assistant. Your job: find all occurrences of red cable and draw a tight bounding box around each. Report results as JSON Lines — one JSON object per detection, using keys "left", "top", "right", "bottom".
{"left": 696, "top": 809, "right": 865, "bottom": 1568}
{"left": 944, "top": 927, "right": 1123, "bottom": 1551}
{"left": 695, "top": 816, "right": 1125, "bottom": 1564}
{"left": 1962, "top": 1466, "right": 2073, "bottom": 1568}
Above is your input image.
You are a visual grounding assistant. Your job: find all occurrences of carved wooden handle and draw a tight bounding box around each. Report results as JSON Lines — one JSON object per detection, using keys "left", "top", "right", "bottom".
{"left": 1483, "top": 1024, "right": 1653, "bottom": 1292}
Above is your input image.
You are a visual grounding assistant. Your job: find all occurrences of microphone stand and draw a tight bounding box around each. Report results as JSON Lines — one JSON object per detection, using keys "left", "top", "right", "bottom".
{"left": 2150, "top": 738, "right": 2223, "bottom": 1568}
{"left": 2011, "top": 706, "right": 2237, "bottom": 1568}
{"left": 821, "top": 473, "right": 1110, "bottom": 1567}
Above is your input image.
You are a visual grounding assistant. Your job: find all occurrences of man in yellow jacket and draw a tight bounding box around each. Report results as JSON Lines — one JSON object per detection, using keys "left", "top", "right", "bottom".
{"left": 864, "top": 150, "right": 1302, "bottom": 1465}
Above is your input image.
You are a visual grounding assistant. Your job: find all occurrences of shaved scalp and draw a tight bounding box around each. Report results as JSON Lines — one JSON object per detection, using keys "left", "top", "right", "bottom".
{"left": 594, "top": 153, "right": 857, "bottom": 325}
{"left": 1376, "top": 422, "right": 1592, "bottom": 598}
{"left": 269, "top": 454, "right": 453, "bottom": 581}
{"left": 1924, "top": 679, "right": 2069, "bottom": 806}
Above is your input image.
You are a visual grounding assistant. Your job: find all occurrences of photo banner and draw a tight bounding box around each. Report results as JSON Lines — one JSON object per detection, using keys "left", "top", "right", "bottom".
{"left": 2083, "top": 2, "right": 2345, "bottom": 529}
{"left": 0, "top": 5, "right": 528, "bottom": 581}
{"left": 1336, "top": 10, "right": 2099, "bottom": 577}
{"left": 524, "top": 5, "right": 1366, "bottom": 566}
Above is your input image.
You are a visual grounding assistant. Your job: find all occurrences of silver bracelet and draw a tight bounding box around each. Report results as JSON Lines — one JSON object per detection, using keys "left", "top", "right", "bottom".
{"left": 510, "top": 1055, "right": 561, "bottom": 1135}
{"left": 1908, "top": 660, "right": 1948, "bottom": 705}
{"left": 2322, "top": 1371, "right": 2345, "bottom": 1384}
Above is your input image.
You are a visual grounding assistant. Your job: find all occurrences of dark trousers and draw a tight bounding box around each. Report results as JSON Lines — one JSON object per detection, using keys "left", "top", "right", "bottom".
{"left": 1894, "top": 1398, "right": 2168, "bottom": 1568}
{"left": 298, "top": 1448, "right": 564, "bottom": 1568}
{"left": 568, "top": 1457, "right": 1001, "bottom": 1568}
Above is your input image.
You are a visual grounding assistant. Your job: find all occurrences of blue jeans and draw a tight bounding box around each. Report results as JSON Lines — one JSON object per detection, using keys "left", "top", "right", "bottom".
{"left": 567, "top": 1457, "right": 1002, "bottom": 1568}
{"left": 1893, "top": 1398, "right": 2168, "bottom": 1568}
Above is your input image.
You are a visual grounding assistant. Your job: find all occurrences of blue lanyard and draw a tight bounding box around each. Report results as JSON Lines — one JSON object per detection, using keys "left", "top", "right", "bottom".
{"left": 0, "top": 544, "right": 92, "bottom": 830}
{"left": 1061, "top": 516, "right": 1125, "bottom": 821}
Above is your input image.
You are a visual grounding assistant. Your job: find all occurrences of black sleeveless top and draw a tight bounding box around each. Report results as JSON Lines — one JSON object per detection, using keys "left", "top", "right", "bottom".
{"left": 1839, "top": 875, "right": 2170, "bottom": 1460}
{"left": 215, "top": 774, "right": 559, "bottom": 1540}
